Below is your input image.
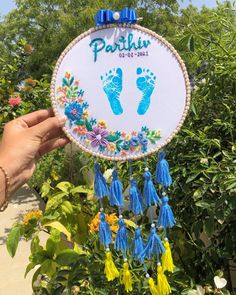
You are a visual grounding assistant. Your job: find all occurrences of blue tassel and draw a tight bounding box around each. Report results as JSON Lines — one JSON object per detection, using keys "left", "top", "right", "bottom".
{"left": 99, "top": 212, "right": 112, "bottom": 247}
{"left": 109, "top": 169, "right": 124, "bottom": 207}
{"left": 129, "top": 178, "right": 145, "bottom": 215}
{"left": 114, "top": 216, "right": 128, "bottom": 253}
{"left": 155, "top": 151, "right": 172, "bottom": 187}
{"left": 94, "top": 163, "right": 109, "bottom": 198}
{"left": 139, "top": 225, "right": 165, "bottom": 262}
{"left": 144, "top": 169, "right": 161, "bottom": 207}
{"left": 132, "top": 227, "right": 144, "bottom": 260}
{"left": 157, "top": 195, "right": 176, "bottom": 229}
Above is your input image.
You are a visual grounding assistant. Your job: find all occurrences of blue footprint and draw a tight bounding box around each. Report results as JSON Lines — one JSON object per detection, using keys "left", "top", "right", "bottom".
{"left": 136, "top": 67, "right": 156, "bottom": 115}
{"left": 101, "top": 68, "right": 123, "bottom": 115}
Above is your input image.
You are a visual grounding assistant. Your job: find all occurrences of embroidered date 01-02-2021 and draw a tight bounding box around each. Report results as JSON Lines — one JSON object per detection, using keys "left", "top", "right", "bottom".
{"left": 119, "top": 51, "right": 149, "bottom": 58}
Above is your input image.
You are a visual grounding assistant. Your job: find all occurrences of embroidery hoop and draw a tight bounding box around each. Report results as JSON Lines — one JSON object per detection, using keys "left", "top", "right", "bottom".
{"left": 51, "top": 24, "right": 191, "bottom": 161}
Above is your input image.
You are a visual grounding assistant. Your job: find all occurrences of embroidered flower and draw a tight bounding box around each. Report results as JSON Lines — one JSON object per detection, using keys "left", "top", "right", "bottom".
{"left": 98, "top": 120, "right": 107, "bottom": 129}
{"left": 138, "top": 131, "right": 145, "bottom": 140}
{"left": 121, "top": 150, "right": 127, "bottom": 156}
{"left": 121, "top": 132, "right": 126, "bottom": 138}
{"left": 65, "top": 102, "right": 83, "bottom": 121}
{"left": 130, "top": 136, "right": 139, "bottom": 146}
{"left": 73, "top": 125, "right": 87, "bottom": 135}
{"left": 78, "top": 97, "right": 84, "bottom": 103}
{"left": 8, "top": 96, "right": 22, "bottom": 106}
{"left": 82, "top": 111, "right": 89, "bottom": 120}
{"left": 107, "top": 143, "right": 116, "bottom": 151}
{"left": 86, "top": 127, "right": 109, "bottom": 147}
{"left": 140, "top": 137, "right": 148, "bottom": 146}
{"left": 131, "top": 131, "right": 137, "bottom": 136}
{"left": 122, "top": 141, "right": 130, "bottom": 150}
{"left": 65, "top": 72, "right": 71, "bottom": 80}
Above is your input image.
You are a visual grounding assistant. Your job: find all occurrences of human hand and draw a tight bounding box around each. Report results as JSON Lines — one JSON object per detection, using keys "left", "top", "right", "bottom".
{"left": 0, "top": 109, "right": 69, "bottom": 195}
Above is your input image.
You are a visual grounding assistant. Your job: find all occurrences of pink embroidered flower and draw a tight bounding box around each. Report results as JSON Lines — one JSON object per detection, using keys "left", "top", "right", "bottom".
{"left": 73, "top": 125, "right": 87, "bottom": 135}
{"left": 86, "top": 127, "right": 109, "bottom": 147}
{"left": 8, "top": 96, "right": 22, "bottom": 106}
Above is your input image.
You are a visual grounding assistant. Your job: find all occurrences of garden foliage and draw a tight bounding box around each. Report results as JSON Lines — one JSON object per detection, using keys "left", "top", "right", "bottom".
{"left": 1, "top": 0, "right": 235, "bottom": 294}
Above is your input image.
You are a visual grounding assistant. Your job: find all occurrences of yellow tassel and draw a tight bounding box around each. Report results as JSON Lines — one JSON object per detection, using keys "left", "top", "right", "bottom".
{"left": 120, "top": 261, "right": 133, "bottom": 292}
{"left": 162, "top": 240, "right": 175, "bottom": 273}
{"left": 157, "top": 264, "right": 171, "bottom": 295}
{"left": 148, "top": 277, "right": 159, "bottom": 295}
{"left": 104, "top": 251, "right": 119, "bottom": 281}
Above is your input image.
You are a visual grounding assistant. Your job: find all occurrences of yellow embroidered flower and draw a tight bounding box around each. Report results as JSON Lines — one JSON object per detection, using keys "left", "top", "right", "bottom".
{"left": 107, "top": 143, "right": 116, "bottom": 151}
{"left": 98, "top": 120, "right": 107, "bottom": 129}
{"left": 125, "top": 134, "right": 131, "bottom": 141}
{"left": 22, "top": 210, "right": 42, "bottom": 225}
{"left": 82, "top": 110, "right": 89, "bottom": 120}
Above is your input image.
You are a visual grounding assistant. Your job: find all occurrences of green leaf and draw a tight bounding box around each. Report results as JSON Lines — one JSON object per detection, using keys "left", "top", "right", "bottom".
{"left": 6, "top": 224, "right": 22, "bottom": 257}
{"left": 204, "top": 214, "right": 215, "bottom": 236}
{"left": 24, "top": 262, "right": 36, "bottom": 278}
{"left": 105, "top": 134, "right": 119, "bottom": 142}
{"left": 188, "top": 35, "right": 195, "bottom": 52}
{"left": 85, "top": 119, "right": 93, "bottom": 131}
{"left": 43, "top": 221, "right": 71, "bottom": 241}
{"left": 62, "top": 78, "right": 69, "bottom": 87}
{"left": 61, "top": 200, "right": 73, "bottom": 215}
{"left": 75, "top": 120, "right": 85, "bottom": 126}
{"left": 56, "top": 249, "right": 81, "bottom": 266}
{"left": 69, "top": 77, "right": 74, "bottom": 86}
{"left": 56, "top": 181, "right": 73, "bottom": 193}
{"left": 70, "top": 185, "right": 93, "bottom": 195}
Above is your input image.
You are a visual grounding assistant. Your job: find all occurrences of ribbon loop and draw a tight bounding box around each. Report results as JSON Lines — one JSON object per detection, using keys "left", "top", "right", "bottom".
{"left": 95, "top": 7, "right": 137, "bottom": 27}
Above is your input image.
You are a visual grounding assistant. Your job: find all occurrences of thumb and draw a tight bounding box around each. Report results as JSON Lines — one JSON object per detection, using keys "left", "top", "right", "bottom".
{"left": 30, "top": 115, "right": 67, "bottom": 139}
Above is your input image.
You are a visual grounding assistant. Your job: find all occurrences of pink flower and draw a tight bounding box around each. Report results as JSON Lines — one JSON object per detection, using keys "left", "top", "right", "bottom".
{"left": 8, "top": 96, "right": 22, "bottom": 107}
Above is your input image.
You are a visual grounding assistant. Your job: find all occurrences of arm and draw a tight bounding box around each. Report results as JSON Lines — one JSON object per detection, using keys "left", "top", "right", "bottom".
{"left": 0, "top": 109, "right": 69, "bottom": 209}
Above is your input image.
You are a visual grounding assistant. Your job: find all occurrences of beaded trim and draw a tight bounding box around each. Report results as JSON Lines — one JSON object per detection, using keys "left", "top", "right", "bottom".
{"left": 0, "top": 165, "right": 10, "bottom": 211}
{"left": 50, "top": 24, "right": 191, "bottom": 161}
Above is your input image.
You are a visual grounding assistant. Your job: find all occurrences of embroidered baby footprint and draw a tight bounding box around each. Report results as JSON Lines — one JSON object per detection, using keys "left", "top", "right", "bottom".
{"left": 136, "top": 67, "right": 156, "bottom": 115}
{"left": 101, "top": 68, "right": 123, "bottom": 115}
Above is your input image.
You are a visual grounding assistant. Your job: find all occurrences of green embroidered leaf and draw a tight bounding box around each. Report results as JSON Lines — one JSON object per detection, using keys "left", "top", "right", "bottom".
{"left": 75, "top": 120, "right": 85, "bottom": 126}
{"left": 69, "top": 77, "right": 74, "bottom": 86}
{"left": 85, "top": 119, "right": 93, "bottom": 131}
{"left": 105, "top": 134, "right": 119, "bottom": 142}
{"left": 149, "top": 137, "right": 156, "bottom": 144}
{"left": 62, "top": 78, "right": 69, "bottom": 87}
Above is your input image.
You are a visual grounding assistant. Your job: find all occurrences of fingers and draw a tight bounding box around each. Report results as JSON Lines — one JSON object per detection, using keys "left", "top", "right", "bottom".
{"left": 30, "top": 115, "right": 67, "bottom": 139}
{"left": 37, "top": 137, "right": 70, "bottom": 159}
{"left": 42, "top": 127, "right": 65, "bottom": 142}
{"left": 20, "top": 109, "right": 54, "bottom": 127}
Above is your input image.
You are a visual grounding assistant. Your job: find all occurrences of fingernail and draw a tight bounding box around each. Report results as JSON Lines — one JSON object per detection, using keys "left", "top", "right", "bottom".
{"left": 58, "top": 115, "right": 67, "bottom": 126}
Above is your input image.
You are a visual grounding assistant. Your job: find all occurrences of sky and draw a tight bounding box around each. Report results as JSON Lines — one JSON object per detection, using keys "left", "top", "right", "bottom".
{"left": 0, "top": 0, "right": 231, "bottom": 17}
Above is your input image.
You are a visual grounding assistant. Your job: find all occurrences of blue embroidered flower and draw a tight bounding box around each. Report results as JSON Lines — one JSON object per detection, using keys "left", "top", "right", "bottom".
{"left": 140, "top": 137, "right": 148, "bottom": 146}
{"left": 130, "top": 136, "right": 139, "bottom": 146}
{"left": 65, "top": 102, "right": 83, "bottom": 121}
{"left": 138, "top": 131, "right": 145, "bottom": 140}
{"left": 122, "top": 140, "right": 130, "bottom": 150}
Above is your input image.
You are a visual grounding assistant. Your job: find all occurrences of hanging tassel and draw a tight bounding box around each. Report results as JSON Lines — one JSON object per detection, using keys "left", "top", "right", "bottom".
{"left": 155, "top": 151, "right": 172, "bottom": 187}
{"left": 94, "top": 162, "right": 109, "bottom": 198}
{"left": 121, "top": 260, "right": 133, "bottom": 292}
{"left": 157, "top": 194, "right": 176, "bottom": 229}
{"left": 110, "top": 169, "right": 124, "bottom": 207}
{"left": 114, "top": 215, "right": 128, "bottom": 252}
{"left": 144, "top": 168, "right": 161, "bottom": 206}
{"left": 157, "top": 263, "right": 171, "bottom": 295}
{"left": 162, "top": 239, "right": 175, "bottom": 273}
{"left": 104, "top": 250, "right": 119, "bottom": 281}
{"left": 132, "top": 226, "right": 144, "bottom": 260}
{"left": 129, "top": 178, "right": 144, "bottom": 215}
{"left": 139, "top": 224, "right": 165, "bottom": 262}
{"left": 148, "top": 276, "right": 159, "bottom": 295}
{"left": 99, "top": 211, "right": 112, "bottom": 247}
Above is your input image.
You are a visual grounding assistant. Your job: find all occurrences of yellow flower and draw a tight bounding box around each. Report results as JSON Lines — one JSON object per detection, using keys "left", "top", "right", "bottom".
{"left": 82, "top": 110, "right": 89, "bottom": 120}
{"left": 98, "top": 120, "right": 107, "bottom": 129}
{"left": 107, "top": 143, "right": 116, "bottom": 151}
{"left": 89, "top": 212, "right": 118, "bottom": 234}
{"left": 22, "top": 210, "right": 42, "bottom": 225}
{"left": 125, "top": 134, "right": 131, "bottom": 140}
{"left": 51, "top": 170, "right": 59, "bottom": 181}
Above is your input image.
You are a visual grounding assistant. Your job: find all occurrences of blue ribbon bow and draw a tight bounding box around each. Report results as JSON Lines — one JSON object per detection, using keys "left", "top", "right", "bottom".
{"left": 95, "top": 7, "right": 137, "bottom": 27}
